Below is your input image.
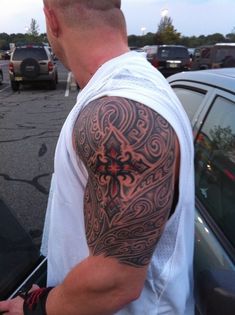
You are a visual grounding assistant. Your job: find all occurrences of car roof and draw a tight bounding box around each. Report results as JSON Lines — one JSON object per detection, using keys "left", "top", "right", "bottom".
{"left": 158, "top": 45, "right": 186, "bottom": 48}
{"left": 215, "top": 42, "right": 235, "bottom": 46}
{"left": 168, "top": 68, "right": 235, "bottom": 93}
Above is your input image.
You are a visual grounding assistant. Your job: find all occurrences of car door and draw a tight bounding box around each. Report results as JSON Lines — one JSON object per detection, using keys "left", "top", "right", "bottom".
{"left": 170, "top": 80, "right": 235, "bottom": 315}
{"left": 0, "top": 199, "right": 46, "bottom": 299}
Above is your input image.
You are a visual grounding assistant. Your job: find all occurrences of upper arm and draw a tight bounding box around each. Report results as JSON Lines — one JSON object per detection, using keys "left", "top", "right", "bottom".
{"left": 73, "top": 96, "right": 179, "bottom": 268}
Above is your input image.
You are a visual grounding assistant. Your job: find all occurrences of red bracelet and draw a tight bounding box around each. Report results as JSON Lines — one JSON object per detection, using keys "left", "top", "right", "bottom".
{"left": 22, "top": 287, "right": 54, "bottom": 315}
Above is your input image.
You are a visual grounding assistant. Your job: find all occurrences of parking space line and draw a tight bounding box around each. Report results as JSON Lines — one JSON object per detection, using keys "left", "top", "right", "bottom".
{"left": 0, "top": 84, "right": 10, "bottom": 92}
{"left": 65, "top": 72, "right": 71, "bottom": 97}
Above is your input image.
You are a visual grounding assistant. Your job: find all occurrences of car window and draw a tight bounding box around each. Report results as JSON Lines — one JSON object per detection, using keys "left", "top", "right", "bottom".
{"left": 195, "top": 96, "right": 235, "bottom": 247}
{"left": 214, "top": 47, "right": 235, "bottom": 67}
{"left": 158, "top": 47, "right": 188, "bottom": 59}
{"left": 201, "top": 47, "right": 211, "bottom": 59}
{"left": 12, "top": 48, "right": 48, "bottom": 61}
{"left": 145, "top": 45, "right": 158, "bottom": 59}
{"left": 215, "top": 47, "right": 235, "bottom": 62}
{"left": 172, "top": 86, "right": 206, "bottom": 121}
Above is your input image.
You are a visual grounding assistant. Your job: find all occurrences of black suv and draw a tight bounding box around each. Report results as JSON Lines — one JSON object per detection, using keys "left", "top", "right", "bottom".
{"left": 9, "top": 45, "right": 58, "bottom": 91}
{"left": 146, "top": 45, "right": 191, "bottom": 77}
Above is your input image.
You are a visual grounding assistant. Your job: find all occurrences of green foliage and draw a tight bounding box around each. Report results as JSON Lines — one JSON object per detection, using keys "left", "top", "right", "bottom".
{"left": 0, "top": 32, "right": 48, "bottom": 50}
{"left": 127, "top": 15, "right": 235, "bottom": 49}
{"left": 128, "top": 31, "right": 235, "bottom": 50}
{"left": 226, "top": 33, "right": 235, "bottom": 42}
{"left": 128, "top": 33, "right": 156, "bottom": 48}
{"left": 27, "top": 18, "right": 40, "bottom": 37}
{"left": 155, "top": 16, "right": 181, "bottom": 44}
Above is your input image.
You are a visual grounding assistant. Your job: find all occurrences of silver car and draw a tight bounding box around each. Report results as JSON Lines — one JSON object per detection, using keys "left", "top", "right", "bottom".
{"left": 168, "top": 68, "right": 235, "bottom": 315}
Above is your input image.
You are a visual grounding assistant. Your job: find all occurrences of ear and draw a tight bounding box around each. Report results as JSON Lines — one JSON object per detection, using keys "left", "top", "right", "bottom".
{"left": 43, "top": 6, "right": 60, "bottom": 37}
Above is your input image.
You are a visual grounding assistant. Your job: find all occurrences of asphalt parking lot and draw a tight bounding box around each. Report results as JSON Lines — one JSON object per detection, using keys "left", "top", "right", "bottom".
{"left": 0, "top": 59, "right": 78, "bottom": 245}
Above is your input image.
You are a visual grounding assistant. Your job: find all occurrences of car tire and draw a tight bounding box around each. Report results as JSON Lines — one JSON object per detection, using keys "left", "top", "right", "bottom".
{"left": 55, "top": 72, "right": 58, "bottom": 84}
{"left": 49, "top": 79, "right": 57, "bottom": 90}
{"left": 11, "top": 81, "right": 20, "bottom": 91}
{"left": 20, "top": 58, "right": 40, "bottom": 79}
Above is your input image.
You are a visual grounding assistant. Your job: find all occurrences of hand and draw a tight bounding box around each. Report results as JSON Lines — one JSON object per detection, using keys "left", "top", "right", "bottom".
{"left": 0, "top": 295, "right": 24, "bottom": 315}
{"left": 0, "top": 285, "right": 39, "bottom": 315}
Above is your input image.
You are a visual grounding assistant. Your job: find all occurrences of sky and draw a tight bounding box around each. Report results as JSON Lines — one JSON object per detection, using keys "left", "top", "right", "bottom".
{"left": 0, "top": 0, "right": 235, "bottom": 37}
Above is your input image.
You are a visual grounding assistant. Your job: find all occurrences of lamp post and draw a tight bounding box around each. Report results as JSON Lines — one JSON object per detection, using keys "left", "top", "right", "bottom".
{"left": 161, "top": 8, "right": 169, "bottom": 18}
{"left": 141, "top": 26, "right": 146, "bottom": 36}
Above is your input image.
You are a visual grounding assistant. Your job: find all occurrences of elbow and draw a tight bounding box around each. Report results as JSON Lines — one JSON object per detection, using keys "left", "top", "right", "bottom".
{"left": 117, "top": 282, "right": 143, "bottom": 307}
{"left": 129, "top": 285, "right": 143, "bottom": 302}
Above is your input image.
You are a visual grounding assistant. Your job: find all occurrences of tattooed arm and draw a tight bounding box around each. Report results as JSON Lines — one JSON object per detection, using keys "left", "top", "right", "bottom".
{"left": 46, "top": 96, "right": 179, "bottom": 315}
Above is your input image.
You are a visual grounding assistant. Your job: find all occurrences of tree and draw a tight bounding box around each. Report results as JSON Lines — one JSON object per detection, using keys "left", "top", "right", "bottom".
{"left": 155, "top": 16, "right": 181, "bottom": 45}
{"left": 0, "top": 33, "right": 10, "bottom": 50}
{"left": 226, "top": 28, "right": 235, "bottom": 42}
{"left": 27, "top": 18, "right": 40, "bottom": 36}
{"left": 206, "top": 33, "right": 226, "bottom": 45}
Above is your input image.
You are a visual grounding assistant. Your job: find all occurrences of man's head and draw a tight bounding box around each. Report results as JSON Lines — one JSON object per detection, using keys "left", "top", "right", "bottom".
{"left": 43, "top": 0, "right": 128, "bottom": 86}
{"left": 43, "top": 0, "right": 124, "bottom": 30}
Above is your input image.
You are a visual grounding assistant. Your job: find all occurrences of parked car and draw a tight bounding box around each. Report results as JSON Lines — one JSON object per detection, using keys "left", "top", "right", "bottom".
{"left": 192, "top": 43, "right": 235, "bottom": 70}
{"left": 145, "top": 44, "right": 191, "bottom": 77}
{"left": 0, "top": 50, "right": 11, "bottom": 60}
{"left": 0, "top": 64, "right": 3, "bottom": 84}
{"left": 8, "top": 44, "right": 58, "bottom": 91}
{"left": 0, "top": 200, "right": 46, "bottom": 299}
{"left": 168, "top": 68, "right": 235, "bottom": 315}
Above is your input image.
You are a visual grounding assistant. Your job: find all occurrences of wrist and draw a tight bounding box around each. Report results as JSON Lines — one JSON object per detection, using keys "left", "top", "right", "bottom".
{"left": 20, "top": 287, "right": 54, "bottom": 315}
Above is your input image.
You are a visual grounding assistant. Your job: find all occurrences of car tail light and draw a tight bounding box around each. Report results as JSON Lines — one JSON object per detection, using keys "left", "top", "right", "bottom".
{"left": 9, "top": 62, "right": 14, "bottom": 72}
{"left": 152, "top": 58, "right": 159, "bottom": 68}
{"left": 186, "top": 60, "right": 192, "bottom": 69}
{"left": 48, "top": 61, "right": 54, "bottom": 72}
{"left": 224, "top": 169, "right": 235, "bottom": 181}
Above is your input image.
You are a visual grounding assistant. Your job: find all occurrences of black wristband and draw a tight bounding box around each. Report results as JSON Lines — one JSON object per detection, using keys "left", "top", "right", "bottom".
{"left": 23, "top": 287, "right": 54, "bottom": 315}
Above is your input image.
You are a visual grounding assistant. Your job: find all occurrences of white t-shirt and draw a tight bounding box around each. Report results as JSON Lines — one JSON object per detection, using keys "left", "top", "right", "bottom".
{"left": 42, "top": 51, "right": 195, "bottom": 315}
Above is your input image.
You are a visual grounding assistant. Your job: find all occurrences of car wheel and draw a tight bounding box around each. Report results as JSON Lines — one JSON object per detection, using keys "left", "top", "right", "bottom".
{"left": 20, "top": 58, "right": 40, "bottom": 79}
{"left": 55, "top": 72, "right": 58, "bottom": 84}
{"left": 49, "top": 79, "right": 57, "bottom": 90}
{"left": 11, "top": 81, "right": 20, "bottom": 91}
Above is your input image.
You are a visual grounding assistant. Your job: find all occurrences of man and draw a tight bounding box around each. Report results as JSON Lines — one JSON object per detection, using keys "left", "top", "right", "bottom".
{"left": 0, "top": 1, "right": 195, "bottom": 314}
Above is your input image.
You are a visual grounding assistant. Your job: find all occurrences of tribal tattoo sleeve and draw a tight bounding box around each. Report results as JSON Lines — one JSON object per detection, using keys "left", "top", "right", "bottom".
{"left": 73, "top": 96, "right": 179, "bottom": 268}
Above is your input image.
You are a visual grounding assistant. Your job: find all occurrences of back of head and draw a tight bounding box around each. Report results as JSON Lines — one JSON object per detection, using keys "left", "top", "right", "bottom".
{"left": 44, "top": 0, "right": 127, "bottom": 36}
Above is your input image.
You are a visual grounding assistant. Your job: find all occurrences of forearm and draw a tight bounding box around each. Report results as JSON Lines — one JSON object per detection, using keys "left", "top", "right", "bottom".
{"left": 46, "top": 255, "right": 145, "bottom": 315}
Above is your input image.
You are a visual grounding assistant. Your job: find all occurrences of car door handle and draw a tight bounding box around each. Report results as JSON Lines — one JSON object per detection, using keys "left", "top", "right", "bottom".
{"left": 197, "top": 269, "right": 235, "bottom": 315}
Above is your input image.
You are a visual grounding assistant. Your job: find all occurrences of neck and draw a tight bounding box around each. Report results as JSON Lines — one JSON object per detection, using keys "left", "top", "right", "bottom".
{"left": 62, "top": 29, "right": 129, "bottom": 89}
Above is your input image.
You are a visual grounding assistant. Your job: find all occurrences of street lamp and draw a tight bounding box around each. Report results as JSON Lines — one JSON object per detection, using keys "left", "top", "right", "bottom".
{"left": 161, "top": 8, "right": 169, "bottom": 18}
{"left": 141, "top": 26, "right": 146, "bottom": 36}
